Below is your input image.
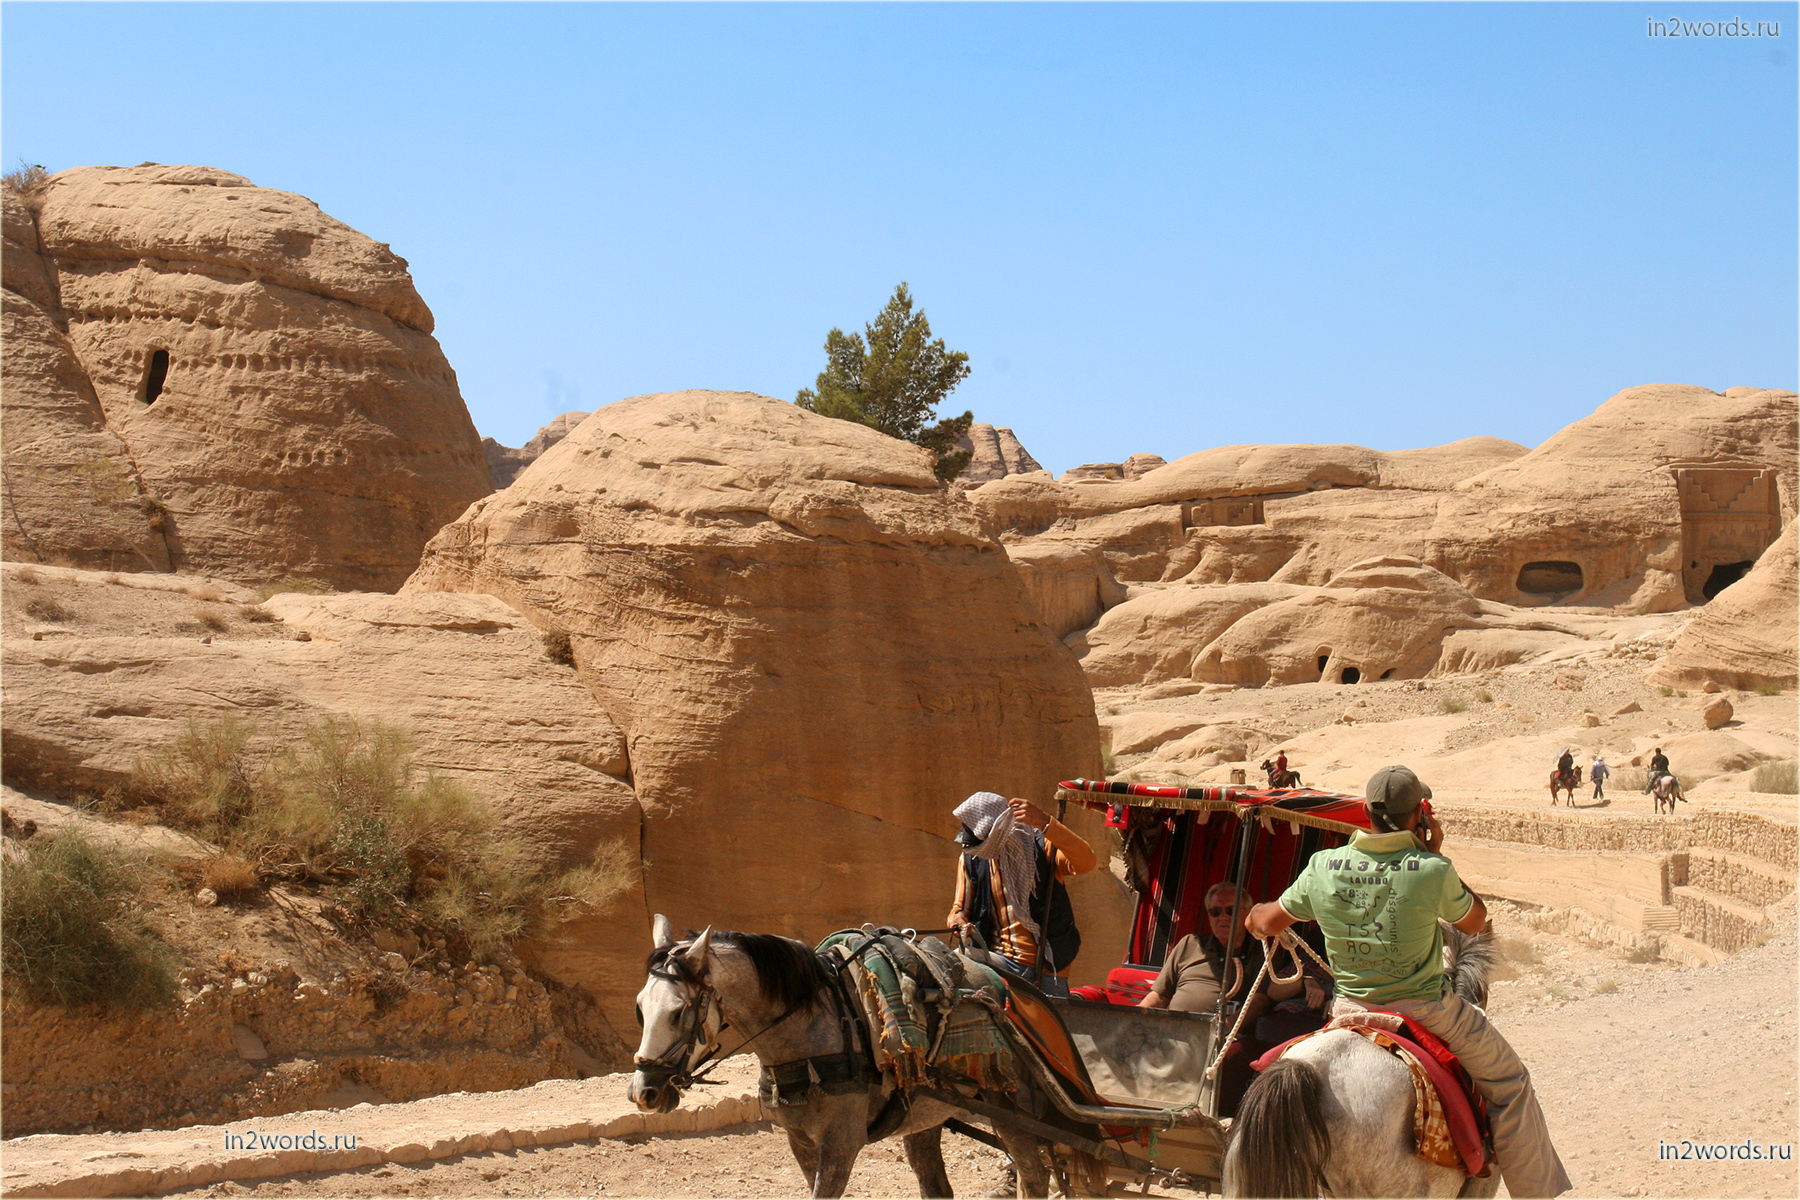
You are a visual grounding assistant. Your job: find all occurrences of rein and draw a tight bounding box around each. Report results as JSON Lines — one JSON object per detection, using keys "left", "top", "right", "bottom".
{"left": 1203, "top": 929, "right": 1334, "bottom": 1081}
{"left": 634, "top": 941, "right": 839, "bottom": 1093}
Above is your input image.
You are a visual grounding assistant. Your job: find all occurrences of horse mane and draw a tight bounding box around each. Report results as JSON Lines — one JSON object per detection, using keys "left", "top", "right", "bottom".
{"left": 649, "top": 930, "right": 834, "bottom": 1013}
{"left": 1442, "top": 923, "right": 1496, "bottom": 1008}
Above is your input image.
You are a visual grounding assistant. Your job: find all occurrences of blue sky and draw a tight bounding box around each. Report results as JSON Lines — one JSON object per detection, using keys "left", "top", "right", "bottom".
{"left": 5, "top": 2, "right": 1795, "bottom": 475}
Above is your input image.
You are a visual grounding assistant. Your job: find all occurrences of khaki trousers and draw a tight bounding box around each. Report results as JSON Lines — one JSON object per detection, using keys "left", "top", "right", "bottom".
{"left": 1334, "top": 992, "right": 1572, "bottom": 1198}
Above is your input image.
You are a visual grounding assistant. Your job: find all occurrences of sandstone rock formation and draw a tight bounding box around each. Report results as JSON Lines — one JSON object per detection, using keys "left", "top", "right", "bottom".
{"left": 483, "top": 410, "right": 591, "bottom": 489}
{"left": 2, "top": 165, "right": 491, "bottom": 589}
{"left": 0, "top": 564, "right": 644, "bottom": 1038}
{"left": 974, "top": 385, "right": 1797, "bottom": 616}
{"left": 1649, "top": 523, "right": 1798, "bottom": 692}
{"left": 1188, "top": 558, "right": 1486, "bottom": 687}
{"left": 953, "top": 421, "right": 1044, "bottom": 486}
{"left": 404, "top": 390, "right": 1116, "bottom": 963}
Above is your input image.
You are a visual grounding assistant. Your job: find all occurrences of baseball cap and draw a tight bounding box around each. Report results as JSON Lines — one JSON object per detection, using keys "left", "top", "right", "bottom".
{"left": 1366, "top": 765, "right": 1432, "bottom": 819}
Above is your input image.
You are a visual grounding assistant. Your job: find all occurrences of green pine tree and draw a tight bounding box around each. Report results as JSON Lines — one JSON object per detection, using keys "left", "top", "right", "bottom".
{"left": 796, "top": 283, "right": 974, "bottom": 482}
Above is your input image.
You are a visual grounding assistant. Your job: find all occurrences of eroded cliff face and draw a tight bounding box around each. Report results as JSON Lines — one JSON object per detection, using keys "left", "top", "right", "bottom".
{"left": 405, "top": 390, "right": 1122, "bottom": 966}
{"left": 2, "top": 165, "right": 492, "bottom": 590}
{"left": 978, "top": 385, "right": 1797, "bottom": 689}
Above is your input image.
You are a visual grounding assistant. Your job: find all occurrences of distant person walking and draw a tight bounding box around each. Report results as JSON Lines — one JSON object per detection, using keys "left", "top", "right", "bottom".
{"left": 1590, "top": 756, "right": 1609, "bottom": 800}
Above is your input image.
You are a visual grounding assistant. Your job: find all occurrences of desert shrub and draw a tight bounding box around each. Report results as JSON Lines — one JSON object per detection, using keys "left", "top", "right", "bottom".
{"left": 200, "top": 854, "right": 258, "bottom": 898}
{"left": 1101, "top": 747, "right": 1118, "bottom": 775}
{"left": 1495, "top": 934, "right": 1538, "bottom": 965}
{"left": 135, "top": 715, "right": 628, "bottom": 960}
{"left": 1, "top": 830, "right": 179, "bottom": 1010}
{"left": 1752, "top": 760, "right": 1798, "bottom": 795}
{"left": 1755, "top": 682, "right": 1784, "bottom": 697}
{"left": 22, "top": 596, "right": 73, "bottom": 623}
{"left": 1625, "top": 941, "right": 1661, "bottom": 964}
{"left": 2, "top": 161, "right": 48, "bottom": 194}
{"left": 255, "top": 577, "right": 330, "bottom": 601}
{"left": 186, "top": 584, "right": 223, "bottom": 602}
{"left": 1474, "top": 689, "right": 1494, "bottom": 703}
{"left": 240, "top": 606, "right": 278, "bottom": 624}
{"left": 14, "top": 566, "right": 42, "bottom": 585}
{"left": 131, "top": 714, "right": 260, "bottom": 837}
{"left": 197, "top": 608, "right": 230, "bottom": 633}
{"left": 1613, "top": 767, "right": 1649, "bottom": 792}
{"left": 541, "top": 627, "right": 574, "bottom": 667}
{"left": 1438, "top": 696, "right": 1468, "bottom": 714}
{"left": 1595, "top": 978, "right": 1619, "bottom": 994}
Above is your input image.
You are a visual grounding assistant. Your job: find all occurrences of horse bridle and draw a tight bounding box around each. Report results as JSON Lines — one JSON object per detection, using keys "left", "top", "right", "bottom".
{"left": 634, "top": 950, "right": 728, "bottom": 1094}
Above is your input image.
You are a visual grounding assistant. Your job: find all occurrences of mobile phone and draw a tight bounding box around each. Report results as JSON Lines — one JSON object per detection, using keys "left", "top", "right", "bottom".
{"left": 1419, "top": 798, "right": 1436, "bottom": 820}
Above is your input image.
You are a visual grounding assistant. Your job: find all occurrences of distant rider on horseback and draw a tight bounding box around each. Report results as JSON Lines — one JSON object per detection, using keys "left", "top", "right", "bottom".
{"left": 1645, "top": 746, "right": 1671, "bottom": 793}
{"left": 1245, "top": 765, "right": 1571, "bottom": 1198}
{"left": 1555, "top": 746, "right": 1575, "bottom": 784}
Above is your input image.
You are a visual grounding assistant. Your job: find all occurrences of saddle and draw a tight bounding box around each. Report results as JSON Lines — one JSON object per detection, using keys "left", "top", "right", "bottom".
{"left": 814, "top": 929, "right": 1107, "bottom": 1108}
{"left": 1252, "top": 1009, "right": 1492, "bottom": 1177}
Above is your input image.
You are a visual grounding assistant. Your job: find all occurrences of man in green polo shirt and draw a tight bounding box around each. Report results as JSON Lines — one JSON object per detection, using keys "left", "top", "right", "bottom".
{"left": 1246, "top": 765, "right": 1570, "bottom": 1199}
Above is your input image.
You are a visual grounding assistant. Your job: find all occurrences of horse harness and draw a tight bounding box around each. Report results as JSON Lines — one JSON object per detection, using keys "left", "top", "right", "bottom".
{"left": 635, "top": 930, "right": 908, "bottom": 1138}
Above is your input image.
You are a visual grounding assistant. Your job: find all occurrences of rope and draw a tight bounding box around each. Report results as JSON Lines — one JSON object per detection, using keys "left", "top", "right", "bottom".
{"left": 1201, "top": 930, "right": 1336, "bottom": 1081}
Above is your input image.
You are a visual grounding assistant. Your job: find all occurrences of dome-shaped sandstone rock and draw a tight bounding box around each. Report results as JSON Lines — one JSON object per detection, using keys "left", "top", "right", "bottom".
{"left": 1189, "top": 557, "right": 1484, "bottom": 688}
{"left": 2, "top": 165, "right": 492, "bottom": 589}
{"left": 405, "top": 390, "right": 1111, "bottom": 953}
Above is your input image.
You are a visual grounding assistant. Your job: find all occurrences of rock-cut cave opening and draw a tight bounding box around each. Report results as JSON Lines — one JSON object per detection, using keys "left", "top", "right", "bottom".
{"left": 1703, "top": 561, "right": 1754, "bottom": 600}
{"left": 143, "top": 349, "right": 170, "bottom": 404}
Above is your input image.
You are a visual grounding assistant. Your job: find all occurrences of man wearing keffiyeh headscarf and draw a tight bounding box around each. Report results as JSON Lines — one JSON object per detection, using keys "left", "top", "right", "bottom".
{"left": 947, "top": 791, "right": 1097, "bottom": 997}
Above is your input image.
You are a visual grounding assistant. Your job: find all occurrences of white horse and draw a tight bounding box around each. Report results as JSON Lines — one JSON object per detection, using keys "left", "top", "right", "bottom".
{"left": 627, "top": 916, "right": 1062, "bottom": 1198}
{"left": 1650, "top": 772, "right": 1685, "bottom": 814}
{"left": 1222, "top": 927, "right": 1500, "bottom": 1199}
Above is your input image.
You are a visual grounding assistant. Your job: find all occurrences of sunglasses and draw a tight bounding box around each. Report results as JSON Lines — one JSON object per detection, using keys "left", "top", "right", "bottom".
{"left": 1206, "top": 905, "right": 1239, "bottom": 918}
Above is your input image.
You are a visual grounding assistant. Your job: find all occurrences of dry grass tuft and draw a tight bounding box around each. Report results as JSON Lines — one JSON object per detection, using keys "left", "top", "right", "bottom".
{"left": 1751, "top": 760, "right": 1798, "bottom": 795}
{"left": 1438, "top": 696, "right": 1468, "bottom": 714}
{"left": 1474, "top": 688, "right": 1494, "bottom": 703}
{"left": 240, "top": 605, "right": 279, "bottom": 624}
{"left": 197, "top": 608, "right": 231, "bottom": 633}
{"left": 1754, "top": 682, "right": 1784, "bottom": 696}
{"left": 255, "top": 577, "right": 330, "bottom": 601}
{"left": 201, "top": 854, "right": 259, "bottom": 898}
{"left": 23, "top": 596, "right": 74, "bottom": 623}
{"left": 1496, "top": 934, "right": 1539, "bottom": 965}
{"left": 541, "top": 627, "right": 575, "bottom": 667}
{"left": 14, "top": 566, "right": 43, "bottom": 585}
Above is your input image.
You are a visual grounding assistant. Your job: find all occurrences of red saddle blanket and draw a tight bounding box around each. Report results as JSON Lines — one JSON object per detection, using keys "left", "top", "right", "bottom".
{"left": 1252, "top": 1011, "right": 1491, "bottom": 1177}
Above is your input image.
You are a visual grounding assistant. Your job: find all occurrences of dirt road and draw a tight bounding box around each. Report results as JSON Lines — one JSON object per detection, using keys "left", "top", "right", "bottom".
{"left": 155, "top": 899, "right": 1796, "bottom": 1200}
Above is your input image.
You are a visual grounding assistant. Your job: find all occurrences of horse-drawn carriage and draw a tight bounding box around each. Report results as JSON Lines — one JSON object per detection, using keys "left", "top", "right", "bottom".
{"left": 630, "top": 777, "right": 1383, "bottom": 1197}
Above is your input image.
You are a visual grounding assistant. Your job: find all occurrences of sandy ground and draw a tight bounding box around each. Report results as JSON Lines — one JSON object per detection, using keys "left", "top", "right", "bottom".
{"left": 157, "top": 895, "right": 1797, "bottom": 1200}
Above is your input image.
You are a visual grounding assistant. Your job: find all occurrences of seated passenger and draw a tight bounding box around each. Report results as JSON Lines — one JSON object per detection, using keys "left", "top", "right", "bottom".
{"left": 1255, "top": 924, "right": 1333, "bottom": 1046}
{"left": 1135, "top": 881, "right": 1273, "bottom": 1116}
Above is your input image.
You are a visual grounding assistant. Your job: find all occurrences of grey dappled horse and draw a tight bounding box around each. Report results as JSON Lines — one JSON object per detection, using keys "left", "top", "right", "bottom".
{"left": 627, "top": 915, "right": 1060, "bottom": 1198}
{"left": 1223, "top": 925, "right": 1501, "bottom": 1199}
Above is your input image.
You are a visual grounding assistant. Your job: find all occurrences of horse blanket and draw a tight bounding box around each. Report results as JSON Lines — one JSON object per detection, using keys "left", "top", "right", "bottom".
{"left": 816, "top": 930, "right": 1017, "bottom": 1091}
{"left": 1252, "top": 1011, "right": 1490, "bottom": 1176}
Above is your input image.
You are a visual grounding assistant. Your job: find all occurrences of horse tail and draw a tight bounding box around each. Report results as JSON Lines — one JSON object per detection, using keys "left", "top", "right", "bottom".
{"left": 1224, "top": 1058, "right": 1331, "bottom": 1198}
{"left": 1442, "top": 921, "right": 1497, "bottom": 1008}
